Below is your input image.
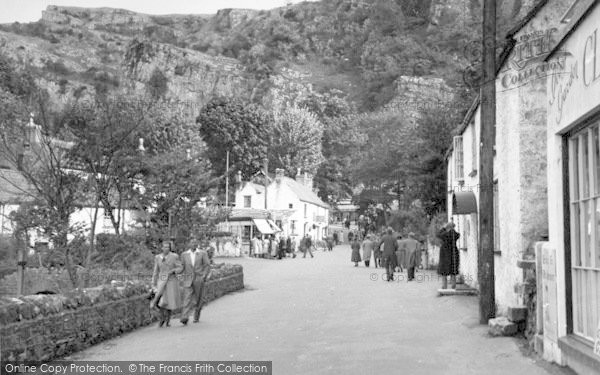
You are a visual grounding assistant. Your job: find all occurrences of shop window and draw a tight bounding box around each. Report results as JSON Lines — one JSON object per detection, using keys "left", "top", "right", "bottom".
{"left": 244, "top": 195, "right": 251, "bottom": 208}
{"left": 567, "top": 123, "right": 600, "bottom": 341}
{"left": 454, "top": 136, "right": 464, "bottom": 181}
{"left": 243, "top": 225, "right": 251, "bottom": 240}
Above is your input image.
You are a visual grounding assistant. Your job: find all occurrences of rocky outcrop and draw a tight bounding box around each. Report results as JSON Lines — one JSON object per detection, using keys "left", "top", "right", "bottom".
{"left": 123, "top": 39, "right": 251, "bottom": 107}
{"left": 42, "top": 5, "right": 152, "bottom": 30}
{"left": 383, "top": 76, "right": 456, "bottom": 122}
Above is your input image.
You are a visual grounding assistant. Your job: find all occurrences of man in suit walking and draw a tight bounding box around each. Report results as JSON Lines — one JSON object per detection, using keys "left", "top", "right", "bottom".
{"left": 404, "top": 233, "right": 421, "bottom": 281}
{"left": 378, "top": 227, "right": 398, "bottom": 282}
{"left": 180, "top": 237, "right": 211, "bottom": 325}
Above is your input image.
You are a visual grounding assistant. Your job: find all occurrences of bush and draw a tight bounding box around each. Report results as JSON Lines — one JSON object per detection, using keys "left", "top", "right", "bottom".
{"left": 93, "top": 234, "right": 154, "bottom": 272}
{"left": 0, "top": 235, "right": 16, "bottom": 264}
{"left": 387, "top": 206, "right": 430, "bottom": 240}
{"left": 427, "top": 212, "right": 448, "bottom": 247}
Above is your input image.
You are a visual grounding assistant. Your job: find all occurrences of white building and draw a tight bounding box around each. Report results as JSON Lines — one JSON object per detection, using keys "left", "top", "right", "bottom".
{"left": 233, "top": 168, "right": 330, "bottom": 246}
{"left": 542, "top": 1, "right": 600, "bottom": 373}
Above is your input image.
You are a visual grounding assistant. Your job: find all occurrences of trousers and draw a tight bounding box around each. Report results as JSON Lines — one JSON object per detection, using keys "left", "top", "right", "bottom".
{"left": 181, "top": 276, "right": 205, "bottom": 321}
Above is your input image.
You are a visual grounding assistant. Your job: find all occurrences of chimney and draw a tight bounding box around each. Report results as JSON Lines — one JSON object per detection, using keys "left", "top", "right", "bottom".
{"left": 275, "top": 168, "right": 284, "bottom": 183}
{"left": 25, "top": 113, "right": 42, "bottom": 147}
{"left": 303, "top": 171, "right": 313, "bottom": 189}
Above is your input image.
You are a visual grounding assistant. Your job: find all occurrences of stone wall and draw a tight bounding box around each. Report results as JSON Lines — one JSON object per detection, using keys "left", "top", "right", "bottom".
{"left": 0, "top": 266, "right": 243, "bottom": 361}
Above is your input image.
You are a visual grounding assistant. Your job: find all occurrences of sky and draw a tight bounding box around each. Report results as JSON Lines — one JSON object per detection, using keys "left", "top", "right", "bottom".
{"left": 0, "top": 0, "right": 314, "bottom": 23}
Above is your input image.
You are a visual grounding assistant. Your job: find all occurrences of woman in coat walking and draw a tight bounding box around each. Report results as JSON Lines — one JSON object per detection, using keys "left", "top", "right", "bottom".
{"left": 361, "top": 234, "right": 374, "bottom": 267}
{"left": 351, "top": 237, "right": 362, "bottom": 267}
{"left": 437, "top": 222, "right": 460, "bottom": 289}
{"left": 151, "top": 240, "right": 183, "bottom": 327}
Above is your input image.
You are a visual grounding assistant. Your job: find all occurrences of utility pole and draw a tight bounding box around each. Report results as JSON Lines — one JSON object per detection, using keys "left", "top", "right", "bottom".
{"left": 479, "top": 0, "right": 496, "bottom": 324}
{"left": 263, "top": 157, "right": 268, "bottom": 210}
{"left": 225, "top": 150, "right": 230, "bottom": 207}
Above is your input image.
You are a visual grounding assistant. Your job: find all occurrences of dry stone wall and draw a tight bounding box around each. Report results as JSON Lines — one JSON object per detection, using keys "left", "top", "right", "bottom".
{"left": 0, "top": 265, "right": 243, "bottom": 361}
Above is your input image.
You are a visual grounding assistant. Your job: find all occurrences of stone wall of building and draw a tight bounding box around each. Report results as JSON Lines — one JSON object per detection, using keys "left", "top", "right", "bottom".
{"left": 0, "top": 266, "right": 243, "bottom": 361}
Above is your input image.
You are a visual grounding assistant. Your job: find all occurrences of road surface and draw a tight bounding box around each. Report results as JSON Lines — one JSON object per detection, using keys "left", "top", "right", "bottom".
{"left": 70, "top": 245, "right": 569, "bottom": 375}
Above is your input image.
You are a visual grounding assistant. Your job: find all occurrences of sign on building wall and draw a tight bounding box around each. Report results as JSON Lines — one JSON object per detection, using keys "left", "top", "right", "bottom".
{"left": 548, "top": 5, "right": 600, "bottom": 130}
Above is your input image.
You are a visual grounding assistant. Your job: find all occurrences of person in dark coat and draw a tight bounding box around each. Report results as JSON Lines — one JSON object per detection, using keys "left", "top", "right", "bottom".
{"left": 326, "top": 236, "right": 334, "bottom": 251}
{"left": 437, "top": 222, "right": 460, "bottom": 289}
{"left": 378, "top": 227, "right": 398, "bottom": 281}
{"left": 351, "top": 237, "right": 361, "bottom": 267}
{"left": 278, "top": 235, "right": 287, "bottom": 259}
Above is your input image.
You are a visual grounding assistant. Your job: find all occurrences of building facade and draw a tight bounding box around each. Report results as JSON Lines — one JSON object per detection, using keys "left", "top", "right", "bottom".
{"left": 234, "top": 168, "right": 330, "bottom": 246}
{"left": 447, "top": 0, "right": 572, "bottom": 315}
{"left": 543, "top": 2, "right": 600, "bottom": 373}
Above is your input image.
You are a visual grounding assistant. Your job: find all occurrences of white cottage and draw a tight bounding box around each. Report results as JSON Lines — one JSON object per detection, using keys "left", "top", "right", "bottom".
{"left": 233, "top": 168, "right": 330, "bottom": 246}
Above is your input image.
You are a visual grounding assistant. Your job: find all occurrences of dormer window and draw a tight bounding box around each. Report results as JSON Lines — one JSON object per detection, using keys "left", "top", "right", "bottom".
{"left": 244, "top": 195, "right": 251, "bottom": 208}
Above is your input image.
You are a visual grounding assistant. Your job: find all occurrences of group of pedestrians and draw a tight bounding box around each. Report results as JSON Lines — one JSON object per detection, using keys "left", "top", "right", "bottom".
{"left": 349, "top": 221, "right": 462, "bottom": 290}
{"left": 150, "top": 237, "right": 212, "bottom": 328}
{"left": 250, "top": 233, "right": 318, "bottom": 259}
{"left": 351, "top": 228, "right": 420, "bottom": 280}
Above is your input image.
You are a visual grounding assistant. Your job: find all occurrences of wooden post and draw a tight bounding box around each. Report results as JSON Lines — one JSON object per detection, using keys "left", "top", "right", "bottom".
{"left": 478, "top": 0, "right": 496, "bottom": 324}
{"left": 15, "top": 231, "right": 26, "bottom": 296}
{"left": 225, "top": 150, "right": 230, "bottom": 207}
{"left": 263, "top": 157, "right": 268, "bottom": 210}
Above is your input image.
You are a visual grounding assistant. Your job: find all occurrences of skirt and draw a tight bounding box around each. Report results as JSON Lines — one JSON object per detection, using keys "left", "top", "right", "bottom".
{"left": 351, "top": 248, "right": 362, "bottom": 262}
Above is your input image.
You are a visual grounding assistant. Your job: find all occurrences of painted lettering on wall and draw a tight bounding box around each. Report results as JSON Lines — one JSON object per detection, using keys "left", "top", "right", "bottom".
{"left": 549, "top": 61, "right": 579, "bottom": 125}
{"left": 551, "top": 27, "right": 600, "bottom": 125}
{"left": 583, "top": 29, "right": 600, "bottom": 87}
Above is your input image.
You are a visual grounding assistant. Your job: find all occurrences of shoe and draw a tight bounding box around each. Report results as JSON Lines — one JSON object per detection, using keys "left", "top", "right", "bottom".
{"left": 158, "top": 319, "right": 165, "bottom": 327}
{"left": 181, "top": 318, "right": 188, "bottom": 325}
{"left": 193, "top": 319, "right": 199, "bottom": 323}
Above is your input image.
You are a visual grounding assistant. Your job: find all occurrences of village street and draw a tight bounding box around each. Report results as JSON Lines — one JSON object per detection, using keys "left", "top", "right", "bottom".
{"left": 69, "top": 244, "right": 569, "bottom": 375}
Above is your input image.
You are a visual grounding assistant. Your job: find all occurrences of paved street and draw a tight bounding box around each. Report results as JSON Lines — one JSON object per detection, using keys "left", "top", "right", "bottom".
{"left": 71, "top": 245, "right": 566, "bottom": 375}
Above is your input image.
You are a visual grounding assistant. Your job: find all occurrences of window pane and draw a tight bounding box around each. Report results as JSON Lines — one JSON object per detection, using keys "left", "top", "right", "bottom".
{"left": 573, "top": 271, "right": 583, "bottom": 336}
{"left": 582, "top": 132, "right": 590, "bottom": 198}
{"left": 582, "top": 201, "right": 591, "bottom": 267}
{"left": 572, "top": 139, "right": 579, "bottom": 201}
{"left": 596, "top": 199, "right": 600, "bottom": 267}
{"left": 595, "top": 127, "right": 600, "bottom": 195}
{"left": 572, "top": 203, "right": 581, "bottom": 267}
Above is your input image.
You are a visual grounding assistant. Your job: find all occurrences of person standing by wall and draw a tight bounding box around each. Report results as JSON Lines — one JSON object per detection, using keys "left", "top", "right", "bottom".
{"left": 437, "top": 222, "right": 460, "bottom": 289}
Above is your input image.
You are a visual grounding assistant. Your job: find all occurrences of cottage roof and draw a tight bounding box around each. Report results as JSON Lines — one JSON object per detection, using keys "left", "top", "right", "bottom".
{"left": 242, "top": 181, "right": 265, "bottom": 194}
{"left": 0, "top": 169, "right": 35, "bottom": 204}
{"left": 280, "top": 176, "right": 330, "bottom": 209}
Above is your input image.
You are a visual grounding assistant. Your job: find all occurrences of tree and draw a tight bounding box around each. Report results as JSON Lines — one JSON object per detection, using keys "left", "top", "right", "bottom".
{"left": 64, "top": 94, "right": 151, "bottom": 236}
{"left": 196, "top": 97, "right": 270, "bottom": 179}
{"left": 298, "top": 91, "right": 363, "bottom": 204}
{"left": 268, "top": 105, "right": 324, "bottom": 176}
{"left": 146, "top": 67, "right": 168, "bottom": 100}
{"left": 0, "top": 110, "right": 86, "bottom": 287}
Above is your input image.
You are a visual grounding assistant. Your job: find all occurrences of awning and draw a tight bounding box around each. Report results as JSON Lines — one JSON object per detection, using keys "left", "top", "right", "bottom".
{"left": 452, "top": 191, "right": 478, "bottom": 215}
{"left": 267, "top": 219, "right": 282, "bottom": 232}
{"left": 253, "top": 219, "right": 276, "bottom": 234}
